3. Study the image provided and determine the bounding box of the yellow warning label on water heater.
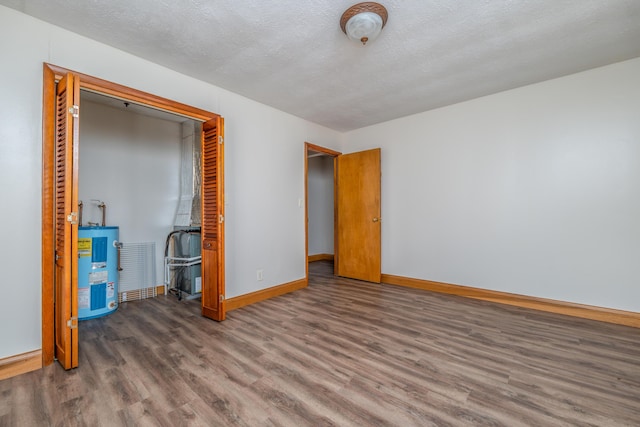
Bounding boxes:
[78,238,92,257]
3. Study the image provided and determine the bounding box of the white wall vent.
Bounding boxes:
[118,242,157,302]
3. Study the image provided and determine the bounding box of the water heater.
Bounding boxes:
[78,226,119,319]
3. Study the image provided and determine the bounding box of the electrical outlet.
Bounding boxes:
[257,269,263,281]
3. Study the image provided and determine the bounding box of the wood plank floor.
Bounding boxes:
[2,261,639,426]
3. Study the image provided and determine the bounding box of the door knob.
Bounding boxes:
[373,217,380,222]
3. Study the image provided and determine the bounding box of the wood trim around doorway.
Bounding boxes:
[304,142,341,284]
[44,64,215,121]
[41,64,56,367]
[41,63,222,367]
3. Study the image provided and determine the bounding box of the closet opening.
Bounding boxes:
[42,63,225,369]
[78,90,203,319]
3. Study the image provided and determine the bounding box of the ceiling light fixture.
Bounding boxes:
[340,2,388,46]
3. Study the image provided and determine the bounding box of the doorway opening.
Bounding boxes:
[305,143,382,285]
[304,142,340,281]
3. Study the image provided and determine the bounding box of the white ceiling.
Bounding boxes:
[3,0,640,132]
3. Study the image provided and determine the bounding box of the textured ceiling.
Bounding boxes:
[3,0,640,131]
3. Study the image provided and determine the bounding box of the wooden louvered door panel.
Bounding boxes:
[54,73,80,369]
[201,117,225,321]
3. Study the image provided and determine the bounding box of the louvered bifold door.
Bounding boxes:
[54,73,80,369]
[201,117,225,321]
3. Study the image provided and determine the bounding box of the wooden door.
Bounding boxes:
[54,73,80,369]
[201,117,226,321]
[336,148,381,283]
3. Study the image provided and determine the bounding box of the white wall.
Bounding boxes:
[343,57,640,312]
[307,156,334,256]
[0,6,341,359]
[79,99,182,284]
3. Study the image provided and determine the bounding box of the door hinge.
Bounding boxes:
[218,136,223,144]
[219,214,224,223]
[69,105,79,118]
[67,212,78,224]
[220,294,225,302]
[67,317,78,329]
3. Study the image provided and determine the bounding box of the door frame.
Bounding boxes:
[304,142,341,281]
[42,63,224,366]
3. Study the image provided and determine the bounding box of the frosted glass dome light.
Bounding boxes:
[340,2,388,46]
[346,12,383,45]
